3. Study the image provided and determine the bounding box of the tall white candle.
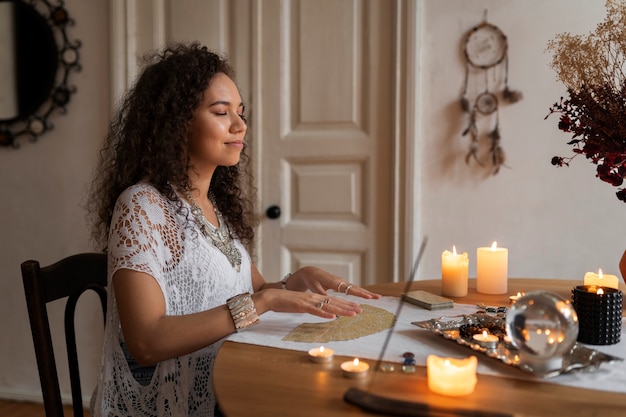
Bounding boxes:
[583,269,619,289]
[441,246,469,297]
[476,241,508,294]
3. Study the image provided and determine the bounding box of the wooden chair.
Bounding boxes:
[21,253,107,417]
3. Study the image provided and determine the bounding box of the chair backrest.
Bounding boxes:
[21,253,107,417]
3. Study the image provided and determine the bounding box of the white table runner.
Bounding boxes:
[227,295,626,393]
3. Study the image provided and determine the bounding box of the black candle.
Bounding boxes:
[571,285,622,345]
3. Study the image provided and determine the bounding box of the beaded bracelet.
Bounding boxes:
[280,273,293,290]
[226,292,260,332]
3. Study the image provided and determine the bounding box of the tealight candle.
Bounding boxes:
[427,355,477,396]
[441,246,469,297]
[341,358,369,378]
[477,241,508,294]
[509,291,525,305]
[472,330,498,349]
[583,269,619,290]
[308,346,334,363]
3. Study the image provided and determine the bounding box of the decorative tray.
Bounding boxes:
[413,313,623,378]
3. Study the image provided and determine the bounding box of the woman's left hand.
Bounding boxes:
[284,266,381,299]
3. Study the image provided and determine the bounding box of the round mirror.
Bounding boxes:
[0,0,81,148]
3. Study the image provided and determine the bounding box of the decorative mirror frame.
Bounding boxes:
[0,0,81,148]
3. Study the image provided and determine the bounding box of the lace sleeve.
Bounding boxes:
[108,184,185,282]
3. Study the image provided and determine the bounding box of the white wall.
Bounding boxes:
[0,0,624,405]
[0,0,110,402]
[414,0,625,281]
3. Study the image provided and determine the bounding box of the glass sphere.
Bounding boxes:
[505,291,579,361]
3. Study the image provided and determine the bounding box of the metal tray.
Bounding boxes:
[413,313,623,378]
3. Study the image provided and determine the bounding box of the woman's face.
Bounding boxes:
[187,72,247,175]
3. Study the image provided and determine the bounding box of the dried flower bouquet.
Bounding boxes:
[546,0,626,202]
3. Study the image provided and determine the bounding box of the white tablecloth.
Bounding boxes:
[227,295,626,393]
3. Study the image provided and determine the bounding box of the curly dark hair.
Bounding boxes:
[88,42,257,251]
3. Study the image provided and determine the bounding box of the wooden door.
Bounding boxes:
[252,0,396,286]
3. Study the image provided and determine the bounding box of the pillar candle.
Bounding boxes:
[427,355,477,396]
[441,246,469,297]
[476,241,508,294]
[583,269,619,290]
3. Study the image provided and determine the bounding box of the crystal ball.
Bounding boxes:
[505,291,579,361]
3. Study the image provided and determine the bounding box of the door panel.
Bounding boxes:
[254,0,394,286]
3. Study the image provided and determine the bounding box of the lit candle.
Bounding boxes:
[341,358,369,378]
[308,346,334,363]
[583,269,619,289]
[476,241,508,294]
[427,355,477,396]
[441,246,469,297]
[472,330,499,349]
[509,291,525,305]
[572,285,623,345]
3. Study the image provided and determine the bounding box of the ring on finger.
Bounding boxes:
[337,282,347,293]
[344,284,354,295]
[317,298,330,309]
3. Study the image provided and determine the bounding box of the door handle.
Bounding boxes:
[265,205,281,219]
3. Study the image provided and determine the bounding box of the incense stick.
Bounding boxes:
[367,236,428,389]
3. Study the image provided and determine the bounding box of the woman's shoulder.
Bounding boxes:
[116,182,183,214]
[120,182,160,197]
[118,182,167,204]
[113,182,189,231]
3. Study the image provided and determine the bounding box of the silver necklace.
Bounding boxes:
[187,192,242,272]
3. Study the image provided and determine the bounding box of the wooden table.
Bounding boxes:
[214,279,626,417]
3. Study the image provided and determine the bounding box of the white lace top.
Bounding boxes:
[91,182,252,417]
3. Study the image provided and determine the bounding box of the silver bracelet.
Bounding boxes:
[226,292,260,332]
[280,273,293,290]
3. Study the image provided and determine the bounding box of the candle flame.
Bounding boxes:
[353,358,360,366]
[598,269,603,278]
[452,245,457,255]
[482,330,488,338]
[444,359,451,366]
[319,346,325,352]
[491,241,498,250]
[517,292,522,297]
[597,288,605,295]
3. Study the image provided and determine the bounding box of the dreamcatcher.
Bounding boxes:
[460,16,522,175]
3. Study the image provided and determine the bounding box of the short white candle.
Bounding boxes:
[583,269,619,290]
[441,246,469,297]
[308,346,334,363]
[427,355,477,396]
[472,330,499,349]
[341,358,369,378]
[476,241,508,294]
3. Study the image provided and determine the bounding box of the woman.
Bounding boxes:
[88,42,379,416]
